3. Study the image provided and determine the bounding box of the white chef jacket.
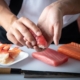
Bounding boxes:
[4,0,80,28]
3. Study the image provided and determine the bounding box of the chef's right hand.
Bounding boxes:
[6,17,42,48]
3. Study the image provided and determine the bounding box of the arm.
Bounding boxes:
[37,0,80,48]
[0,0,17,31]
[0,0,42,50]
[56,0,80,15]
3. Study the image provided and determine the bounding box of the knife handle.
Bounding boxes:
[0,68,11,74]
[0,68,21,74]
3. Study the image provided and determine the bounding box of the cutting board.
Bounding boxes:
[1,44,80,73]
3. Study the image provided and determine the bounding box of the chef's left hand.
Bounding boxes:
[35,1,63,51]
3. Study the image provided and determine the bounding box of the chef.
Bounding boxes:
[0,0,80,51]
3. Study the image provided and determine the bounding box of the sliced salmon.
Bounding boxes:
[3,44,11,51]
[30,30,48,49]
[0,43,21,64]
[0,44,11,51]
[58,42,80,60]
[9,47,21,59]
[32,48,68,66]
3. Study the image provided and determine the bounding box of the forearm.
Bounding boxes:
[0,0,17,31]
[53,0,80,15]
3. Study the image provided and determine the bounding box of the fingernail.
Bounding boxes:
[36,31,42,36]
[31,41,36,46]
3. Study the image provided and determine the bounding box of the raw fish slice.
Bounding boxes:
[9,47,21,59]
[0,44,20,64]
[30,30,47,49]
[3,44,11,51]
[32,48,68,66]
[0,44,11,51]
[58,42,80,60]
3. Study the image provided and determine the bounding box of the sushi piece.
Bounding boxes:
[9,47,21,59]
[32,48,68,66]
[0,43,21,64]
[0,51,13,64]
[0,43,11,51]
[58,42,80,60]
[30,30,48,49]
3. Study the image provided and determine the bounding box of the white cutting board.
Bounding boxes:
[1,44,80,73]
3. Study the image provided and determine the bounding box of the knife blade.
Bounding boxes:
[0,68,80,78]
[24,70,80,78]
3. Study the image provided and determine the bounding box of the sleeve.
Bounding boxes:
[63,14,80,28]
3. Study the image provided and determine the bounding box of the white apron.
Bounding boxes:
[5,0,80,28]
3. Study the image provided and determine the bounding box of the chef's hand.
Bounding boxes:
[6,17,42,48]
[36,1,63,51]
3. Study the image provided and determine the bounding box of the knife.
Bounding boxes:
[0,68,80,78]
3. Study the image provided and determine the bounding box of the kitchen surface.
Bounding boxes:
[0,44,80,80]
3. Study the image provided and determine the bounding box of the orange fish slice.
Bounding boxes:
[3,44,11,51]
[58,42,80,60]
[9,47,21,59]
[0,43,21,64]
[30,30,48,49]
[0,44,11,52]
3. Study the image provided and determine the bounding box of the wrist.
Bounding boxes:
[50,1,65,16]
[0,8,18,31]
[53,0,80,15]
[56,1,71,15]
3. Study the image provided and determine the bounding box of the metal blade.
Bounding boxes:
[23,70,80,78]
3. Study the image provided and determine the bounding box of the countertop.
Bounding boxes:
[0,44,80,80]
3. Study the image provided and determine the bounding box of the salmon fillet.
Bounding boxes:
[58,42,80,60]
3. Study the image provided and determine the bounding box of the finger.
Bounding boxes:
[23,37,27,41]
[25,41,33,48]
[6,33,23,46]
[15,21,36,46]
[23,37,33,48]
[19,17,42,36]
[53,22,62,45]
[12,29,26,46]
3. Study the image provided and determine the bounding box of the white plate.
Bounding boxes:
[0,51,29,66]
